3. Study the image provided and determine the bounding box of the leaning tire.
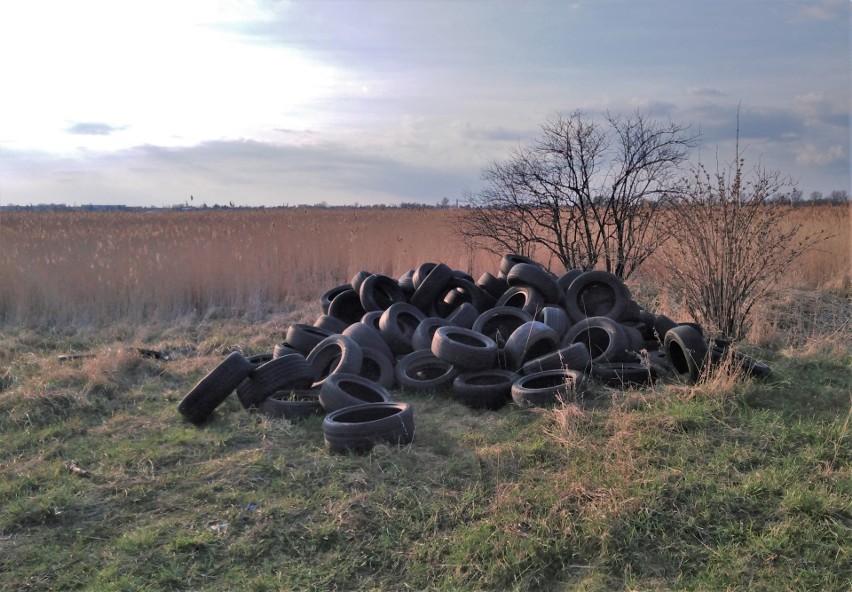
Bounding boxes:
[520,343,591,375]
[177,352,253,424]
[563,316,631,363]
[236,353,313,409]
[495,285,545,316]
[506,263,561,304]
[379,302,426,356]
[286,324,335,356]
[664,325,709,383]
[323,402,415,454]
[590,362,657,387]
[511,369,588,407]
[306,335,364,387]
[564,270,631,322]
[472,306,533,348]
[358,347,395,389]
[319,373,393,412]
[502,321,560,371]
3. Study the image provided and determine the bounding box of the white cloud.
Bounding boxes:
[795,143,845,167]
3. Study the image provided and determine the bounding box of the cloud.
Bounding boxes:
[66,122,122,136]
[795,143,846,167]
[687,87,727,100]
[793,0,847,21]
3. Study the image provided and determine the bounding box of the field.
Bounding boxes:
[0,204,850,590]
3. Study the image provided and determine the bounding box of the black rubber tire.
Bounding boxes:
[361,310,383,330]
[260,389,323,420]
[431,326,498,371]
[398,268,416,295]
[563,316,631,363]
[343,321,394,363]
[564,271,632,322]
[358,347,395,389]
[652,314,678,342]
[359,274,406,312]
[511,369,588,407]
[286,324,335,356]
[412,262,438,289]
[350,270,372,294]
[394,349,458,391]
[320,283,352,315]
[410,262,454,312]
[432,279,494,317]
[677,322,705,337]
[323,402,415,454]
[646,350,674,375]
[537,306,570,339]
[314,314,349,334]
[273,342,301,359]
[708,345,773,379]
[520,343,591,375]
[503,321,561,371]
[499,253,541,277]
[620,323,645,352]
[177,352,253,424]
[319,373,393,412]
[327,288,367,325]
[411,317,452,352]
[590,362,657,387]
[556,269,584,295]
[451,369,517,410]
[476,271,509,300]
[306,335,364,387]
[506,263,561,304]
[664,325,709,383]
[447,302,480,329]
[379,302,426,356]
[472,306,533,348]
[246,353,273,365]
[495,285,545,316]
[236,353,313,409]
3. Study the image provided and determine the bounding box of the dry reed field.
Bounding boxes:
[0,203,848,328]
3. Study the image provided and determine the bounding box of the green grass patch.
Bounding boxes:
[0,319,849,591]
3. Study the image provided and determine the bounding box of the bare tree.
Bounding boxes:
[661,136,826,340]
[455,110,698,277]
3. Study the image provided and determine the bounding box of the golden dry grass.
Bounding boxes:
[0,204,847,327]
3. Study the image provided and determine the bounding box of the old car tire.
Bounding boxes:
[323,402,415,454]
[319,373,393,412]
[177,351,253,424]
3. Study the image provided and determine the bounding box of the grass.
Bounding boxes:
[1,298,849,591]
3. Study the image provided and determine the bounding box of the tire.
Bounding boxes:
[590,362,657,387]
[411,317,452,352]
[246,353,273,365]
[502,321,561,371]
[708,345,772,379]
[412,262,437,289]
[314,314,349,334]
[359,274,406,312]
[343,321,394,363]
[432,279,494,317]
[260,389,323,420]
[273,342,301,359]
[323,402,415,454]
[556,269,584,295]
[361,310,383,330]
[327,288,367,325]
[537,306,570,339]
[499,253,541,277]
[472,306,533,348]
[495,285,545,316]
[431,326,498,371]
[319,373,393,412]
[394,349,458,391]
[620,323,645,352]
[564,271,632,322]
[350,270,372,294]
[520,343,591,375]
[506,263,561,304]
[236,353,313,409]
[452,370,517,410]
[652,314,678,342]
[286,324,335,355]
[476,271,509,300]
[646,350,673,375]
[177,352,253,424]
[447,302,480,329]
[410,262,453,312]
[664,325,709,383]
[379,302,426,356]
[398,269,416,295]
[511,369,588,407]
[358,347,395,389]
[320,283,352,315]
[306,335,364,387]
[563,316,631,363]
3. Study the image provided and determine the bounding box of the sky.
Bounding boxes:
[0,0,849,207]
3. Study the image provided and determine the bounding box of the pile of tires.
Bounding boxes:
[177,253,771,450]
